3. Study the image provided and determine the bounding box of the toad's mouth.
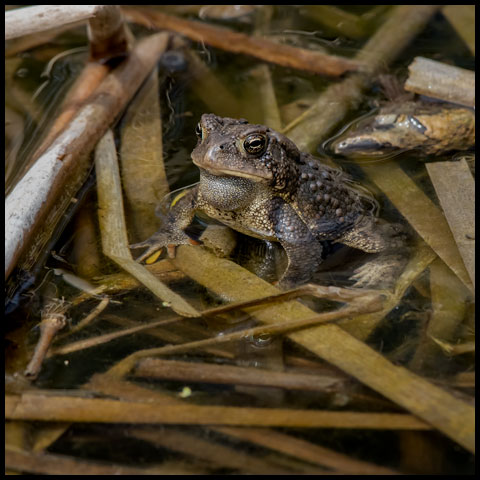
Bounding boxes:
[192,158,272,182]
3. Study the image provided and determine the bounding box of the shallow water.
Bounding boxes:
[5,5,475,475]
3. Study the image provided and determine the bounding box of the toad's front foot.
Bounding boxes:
[130,228,195,262]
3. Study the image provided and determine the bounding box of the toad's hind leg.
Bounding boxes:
[337,217,409,289]
[272,200,324,289]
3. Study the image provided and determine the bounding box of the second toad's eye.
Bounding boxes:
[195,123,203,140]
[244,134,267,155]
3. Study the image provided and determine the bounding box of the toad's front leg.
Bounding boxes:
[131,186,199,262]
[271,199,323,289]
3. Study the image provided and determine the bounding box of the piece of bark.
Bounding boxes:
[405,56,475,107]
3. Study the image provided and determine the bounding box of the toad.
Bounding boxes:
[132,114,408,289]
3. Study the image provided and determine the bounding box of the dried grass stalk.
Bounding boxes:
[94,130,199,318]
[5,393,430,429]
[425,159,475,287]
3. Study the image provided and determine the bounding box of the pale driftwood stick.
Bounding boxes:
[5,33,170,279]
[5,5,128,46]
[425,159,475,287]
[405,56,475,107]
[5,5,97,40]
[5,21,86,57]
[28,63,110,165]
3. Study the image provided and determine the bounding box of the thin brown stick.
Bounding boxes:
[123,7,361,77]
[6,393,431,430]
[57,296,110,339]
[48,316,181,357]
[24,299,69,379]
[134,358,342,392]
[201,283,384,318]
[106,300,383,375]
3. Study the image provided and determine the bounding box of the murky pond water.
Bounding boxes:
[5,5,474,475]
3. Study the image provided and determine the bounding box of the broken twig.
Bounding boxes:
[405,56,475,107]
[123,7,361,77]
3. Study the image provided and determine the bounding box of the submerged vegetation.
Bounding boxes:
[5,5,475,475]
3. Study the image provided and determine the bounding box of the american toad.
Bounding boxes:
[132,114,408,289]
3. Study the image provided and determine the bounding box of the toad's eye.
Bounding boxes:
[195,123,203,140]
[244,134,267,155]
